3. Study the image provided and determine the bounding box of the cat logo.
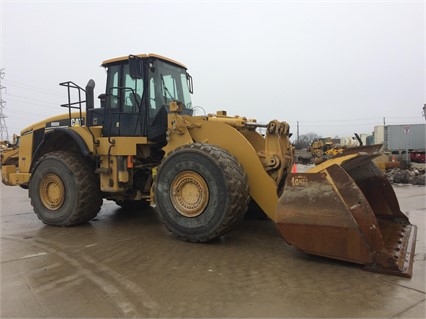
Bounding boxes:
[291,176,308,187]
[71,118,84,127]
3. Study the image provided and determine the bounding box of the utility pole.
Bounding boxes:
[0,68,9,141]
[296,121,299,145]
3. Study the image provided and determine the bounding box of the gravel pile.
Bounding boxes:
[386,167,425,185]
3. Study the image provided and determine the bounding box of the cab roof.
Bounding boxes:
[101,53,187,69]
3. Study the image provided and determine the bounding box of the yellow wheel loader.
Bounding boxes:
[1,135,19,167]
[1,54,416,277]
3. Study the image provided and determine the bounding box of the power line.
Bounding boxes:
[3,79,63,97]
[7,93,61,108]
[296,116,422,124]
[300,117,381,123]
[0,68,9,141]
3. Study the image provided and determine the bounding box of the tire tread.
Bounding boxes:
[155,143,250,242]
[31,151,102,226]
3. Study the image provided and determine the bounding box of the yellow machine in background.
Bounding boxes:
[1,54,416,277]
[1,134,19,167]
[311,134,363,164]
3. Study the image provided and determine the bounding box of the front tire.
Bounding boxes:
[29,151,102,226]
[154,143,250,242]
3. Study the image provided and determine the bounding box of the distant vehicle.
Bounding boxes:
[310,134,362,164]
[410,151,425,163]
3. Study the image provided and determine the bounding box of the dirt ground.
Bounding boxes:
[1,181,425,318]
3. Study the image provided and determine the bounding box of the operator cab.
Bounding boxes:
[86,54,193,144]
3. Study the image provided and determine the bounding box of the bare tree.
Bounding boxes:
[295,132,320,149]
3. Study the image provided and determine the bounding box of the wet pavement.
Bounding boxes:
[1,182,425,318]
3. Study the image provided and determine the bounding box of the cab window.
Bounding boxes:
[123,64,143,112]
[106,64,143,112]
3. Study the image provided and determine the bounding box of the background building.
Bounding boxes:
[374,124,426,152]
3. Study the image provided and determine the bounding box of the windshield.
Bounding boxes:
[149,60,192,117]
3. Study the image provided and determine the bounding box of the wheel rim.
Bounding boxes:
[171,171,209,217]
[39,173,65,210]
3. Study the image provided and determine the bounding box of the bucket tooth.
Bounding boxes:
[365,220,417,277]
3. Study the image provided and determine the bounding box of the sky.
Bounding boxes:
[0,0,425,142]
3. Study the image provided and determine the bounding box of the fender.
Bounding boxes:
[31,127,91,171]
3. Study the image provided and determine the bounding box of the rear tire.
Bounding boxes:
[29,151,102,226]
[154,143,250,242]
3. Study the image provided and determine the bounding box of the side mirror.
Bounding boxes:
[186,72,193,94]
[98,93,106,108]
[129,55,143,79]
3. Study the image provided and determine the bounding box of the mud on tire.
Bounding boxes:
[154,143,250,242]
[29,151,102,226]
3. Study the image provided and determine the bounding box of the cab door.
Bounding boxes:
[103,63,146,137]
